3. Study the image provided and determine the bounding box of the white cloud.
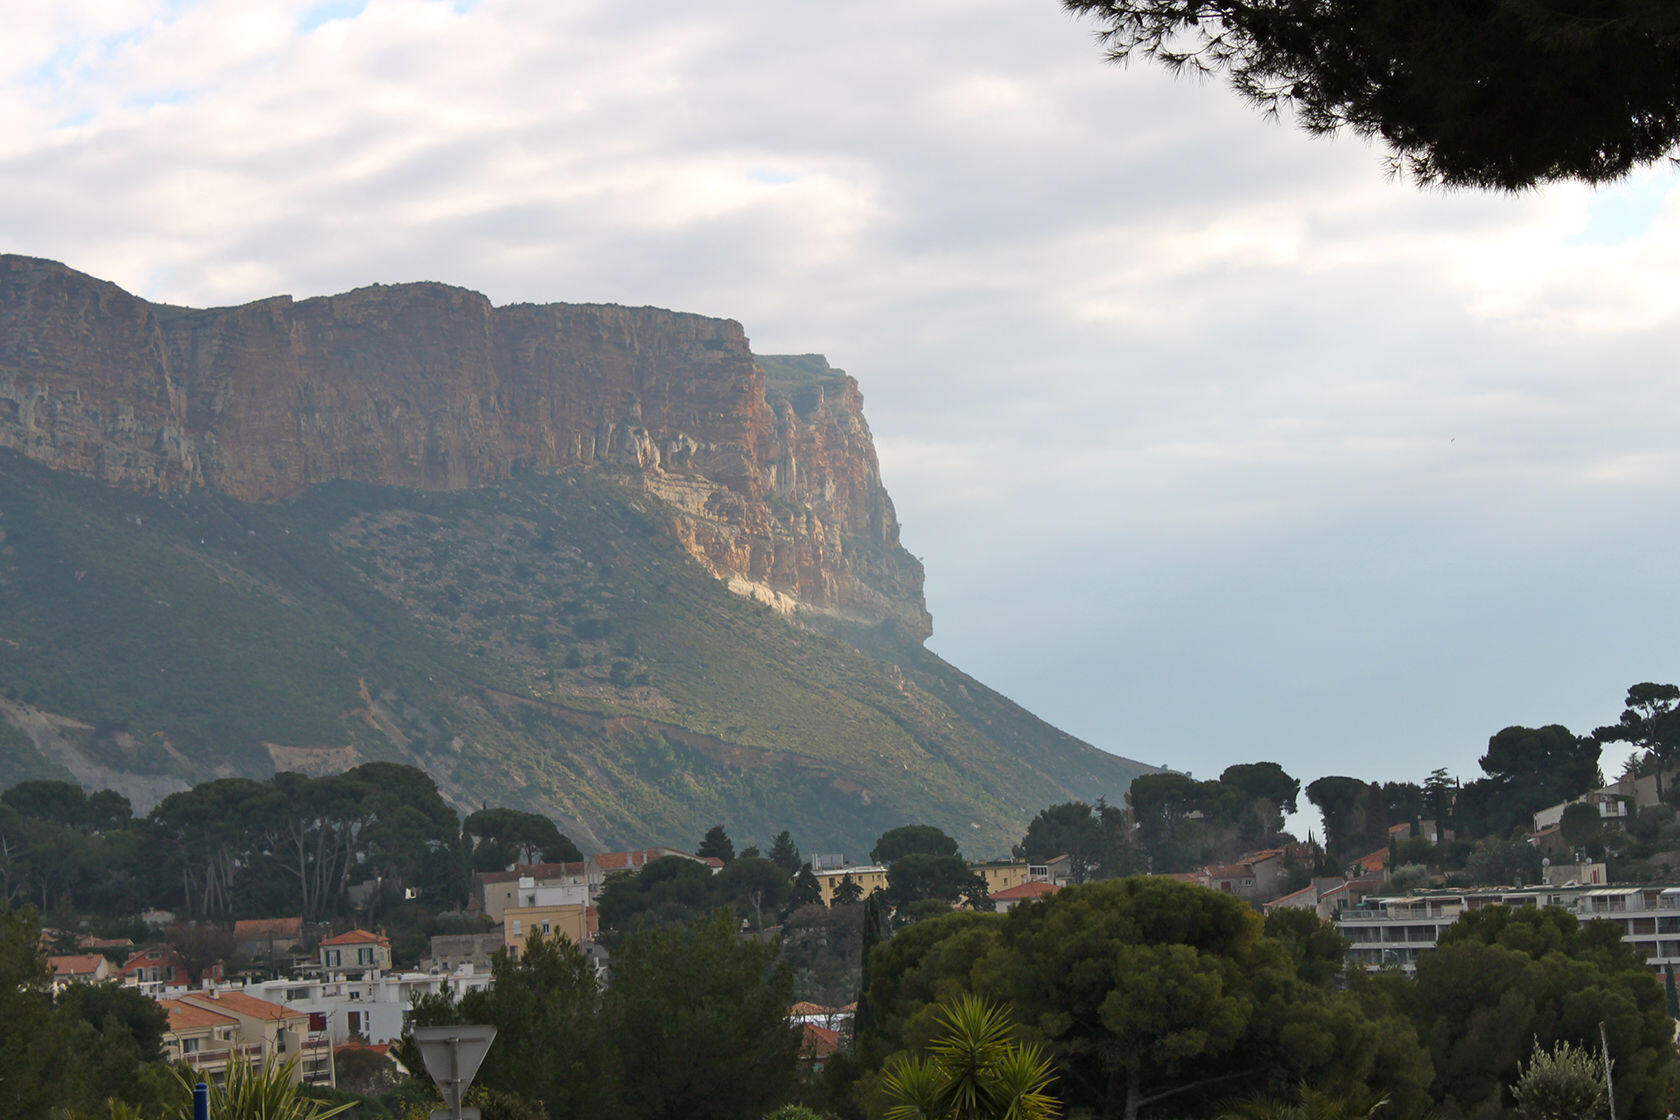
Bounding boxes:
[7,0,1680,788]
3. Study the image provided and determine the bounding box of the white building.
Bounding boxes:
[1337,883,1680,974]
[203,965,493,1047]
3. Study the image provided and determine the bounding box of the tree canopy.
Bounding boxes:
[1062,0,1680,190]
[873,825,961,865]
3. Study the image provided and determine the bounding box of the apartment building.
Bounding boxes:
[171,990,334,1088]
[1337,882,1680,975]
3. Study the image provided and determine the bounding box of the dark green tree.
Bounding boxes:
[791,864,823,909]
[1457,726,1600,839]
[404,929,614,1120]
[1219,762,1300,816]
[1596,683,1680,802]
[1062,0,1680,190]
[1016,800,1135,882]
[873,825,960,865]
[604,913,801,1120]
[887,853,986,909]
[464,807,582,869]
[1558,802,1604,850]
[767,830,802,875]
[1405,905,1679,1119]
[716,856,791,930]
[975,878,1431,1120]
[597,855,719,936]
[697,825,735,864]
[1305,777,1383,863]
[831,873,864,906]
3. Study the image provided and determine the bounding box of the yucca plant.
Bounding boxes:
[881,995,1059,1120]
[165,1057,356,1120]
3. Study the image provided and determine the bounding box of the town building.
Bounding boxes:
[1337,883,1680,975]
[48,953,112,989]
[173,989,334,1087]
[814,865,888,906]
[319,929,392,979]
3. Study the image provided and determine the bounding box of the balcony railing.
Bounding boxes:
[181,1043,263,1068]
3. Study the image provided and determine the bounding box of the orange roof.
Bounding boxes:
[320,929,389,947]
[1205,863,1255,880]
[800,1023,842,1059]
[1162,872,1203,883]
[789,1001,834,1016]
[233,917,302,938]
[1352,849,1390,873]
[161,999,239,1032]
[49,954,106,977]
[180,990,305,1022]
[336,1041,392,1055]
[992,881,1060,901]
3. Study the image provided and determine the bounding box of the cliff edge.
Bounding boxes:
[0,255,929,639]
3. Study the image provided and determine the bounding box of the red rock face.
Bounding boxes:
[0,255,930,639]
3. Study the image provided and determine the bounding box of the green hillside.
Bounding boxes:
[0,451,1150,854]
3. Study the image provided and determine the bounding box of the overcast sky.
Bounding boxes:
[5,0,1678,800]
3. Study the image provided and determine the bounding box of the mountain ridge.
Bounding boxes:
[0,256,1153,852]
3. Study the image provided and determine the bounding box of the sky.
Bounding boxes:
[4,0,1679,802]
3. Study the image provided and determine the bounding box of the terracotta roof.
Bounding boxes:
[76,935,133,950]
[1352,849,1390,873]
[233,917,303,938]
[320,929,389,947]
[335,1041,392,1055]
[49,954,106,977]
[1162,872,1203,883]
[800,1023,842,1059]
[789,1001,834,1016]
[1243,848,1286,863]
[180,990,305,1022]
[702,856,725,869]
[162,999,239,1032]
[991,881,1060,901]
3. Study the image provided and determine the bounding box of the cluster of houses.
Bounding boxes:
[45,785,1680,1093]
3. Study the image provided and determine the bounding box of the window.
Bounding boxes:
[511,920,522,936]
[358,947,374,965]
[348,1011,361,1034]
[326,949,341,967]
[181,1038,200,1054]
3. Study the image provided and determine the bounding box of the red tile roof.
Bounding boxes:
[789,1001,834,1016]
[161,999,239,1032]
[800,1024,842,1060]
[180,990,305,1022]
[991,881,1060,901]
[320,929,389,947]
[1351,849,1390,874]
[49,954,107,978]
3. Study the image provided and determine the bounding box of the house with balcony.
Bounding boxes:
[171,990,334,1087]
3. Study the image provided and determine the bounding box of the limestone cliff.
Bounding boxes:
[0,255,929,638]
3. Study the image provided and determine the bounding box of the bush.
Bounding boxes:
[1511,1040,1607,1120]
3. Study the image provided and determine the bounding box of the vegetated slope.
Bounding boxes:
[0,451,1151,853]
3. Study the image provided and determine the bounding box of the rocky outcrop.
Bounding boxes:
[0,255,929,638]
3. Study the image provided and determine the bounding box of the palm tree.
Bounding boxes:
[881,995,1059,1120]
